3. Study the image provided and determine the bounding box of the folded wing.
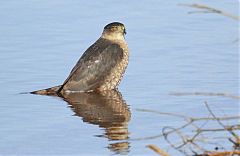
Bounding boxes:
[58,39,123,92]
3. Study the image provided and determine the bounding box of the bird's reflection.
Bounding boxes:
[60,90,131,154]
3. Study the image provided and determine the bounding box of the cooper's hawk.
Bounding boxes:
[31,22,129,95]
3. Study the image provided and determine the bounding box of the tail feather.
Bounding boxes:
[30,85,61,96]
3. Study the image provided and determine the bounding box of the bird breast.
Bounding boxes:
[98,40,129,91]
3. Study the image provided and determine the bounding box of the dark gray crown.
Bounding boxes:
[104,22,125,29]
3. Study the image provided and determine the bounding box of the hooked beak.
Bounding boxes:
[124,29,127,35]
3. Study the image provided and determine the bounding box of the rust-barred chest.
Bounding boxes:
[98,40,129,91]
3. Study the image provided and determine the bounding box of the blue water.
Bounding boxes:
[0,0,238,155]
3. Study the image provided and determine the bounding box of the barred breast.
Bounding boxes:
[98,40,129,91]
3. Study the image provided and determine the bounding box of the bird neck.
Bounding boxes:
[101,31,125,41]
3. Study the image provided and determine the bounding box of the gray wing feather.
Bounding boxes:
[58,38,123,92]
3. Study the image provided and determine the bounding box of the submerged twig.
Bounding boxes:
[137,102,240,155]
[137,108,240,121]
[204,102,239,142]
[179,3,240,20]
[147,145,170,156]
[204,150,240,156]
[134,108,240,142]
[170,92,240,100]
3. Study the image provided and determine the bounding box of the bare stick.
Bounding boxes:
[170,92,240,100]
[147,145,171,156]
[206,150,240,156]
[204,102,239,141]
[142,102,240,155]
[136,108,190,120]
[179,3,240,20]
[200,125,240,132]
[134,108,240,141]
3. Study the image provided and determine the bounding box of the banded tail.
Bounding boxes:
[30,85,61,96]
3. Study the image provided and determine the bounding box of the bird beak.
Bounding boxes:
[124,29,127,35]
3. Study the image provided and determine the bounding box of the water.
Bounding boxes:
[0,0,238,155]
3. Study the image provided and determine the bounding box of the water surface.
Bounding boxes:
[0,0,238,155]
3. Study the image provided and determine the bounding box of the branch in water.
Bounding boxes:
[179,3,240,21]
[147,145,170,156]
[170,92,240,100]
[136,102,239,155]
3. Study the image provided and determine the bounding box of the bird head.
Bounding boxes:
[102,22,126,40]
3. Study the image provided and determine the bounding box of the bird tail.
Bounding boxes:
[30,85,61,96]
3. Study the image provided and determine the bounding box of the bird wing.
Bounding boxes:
[58,38,124,92]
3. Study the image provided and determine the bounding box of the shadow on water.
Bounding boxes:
[60,90,131,154]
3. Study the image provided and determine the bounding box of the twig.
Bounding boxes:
[140,102,239,155]
[199,125,240,132]
[136,108,240,121]
[205,150,240,156]
[204,102,239,141]
[136,108,190,120]
[162,127,190,155]
[134,108,240,141]
[179,3,240,20]
[147,145,171,156]
[170,92,240,100]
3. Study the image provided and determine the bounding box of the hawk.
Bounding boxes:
[31,22,129,95]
